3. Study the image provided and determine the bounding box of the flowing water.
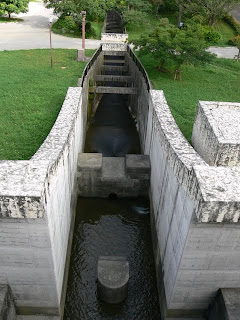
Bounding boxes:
[64,197,161,320]
[85,93,141,156]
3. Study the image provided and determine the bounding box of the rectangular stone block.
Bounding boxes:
[78,153,102,172]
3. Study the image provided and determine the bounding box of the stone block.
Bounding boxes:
[78,153,102,172]
[97,256,129,304]
[102,157,125,180]
[207,288,240,320]
[125,154,151,174]
[192,101,240,166]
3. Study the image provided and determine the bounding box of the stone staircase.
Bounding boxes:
[95,52,137,95]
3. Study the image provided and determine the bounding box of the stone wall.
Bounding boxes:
[0,48,102,316]
[146,90,240,317]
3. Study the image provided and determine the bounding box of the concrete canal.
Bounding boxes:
[64,198,161,319]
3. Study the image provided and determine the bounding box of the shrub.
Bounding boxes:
[224,13,240,35]
[53,15,77,33]
[228,34,240,46]
[201,25,222,43]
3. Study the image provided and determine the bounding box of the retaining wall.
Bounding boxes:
[0,48,102,316]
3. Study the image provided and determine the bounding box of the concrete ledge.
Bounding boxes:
[0,285,16,320]
[207,288,240,320]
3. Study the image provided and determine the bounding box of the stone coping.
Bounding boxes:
[0,87,82,218]
[198,101,240,144]
[150,90,240,223]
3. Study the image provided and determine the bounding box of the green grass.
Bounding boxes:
[0,49,94,160]
[138,54,240,142]
[0,16,23,23]
[213,19,237,46]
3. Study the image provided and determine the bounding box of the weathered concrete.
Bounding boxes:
[95,75,133,82]
[0,285,16,320]
[207,288,240,320]
[192,101,240,166]
[95,86,137,94]
[97,256,129,304]
[77,153,150,197]
[0,45,102,316]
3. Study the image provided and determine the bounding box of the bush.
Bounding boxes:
[53,15,77,33]
[224,13,240,35]
[201,25,221,43]
[228,34,240,47]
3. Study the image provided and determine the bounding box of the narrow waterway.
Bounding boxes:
[64,198,161,320]
[85,93,141,156]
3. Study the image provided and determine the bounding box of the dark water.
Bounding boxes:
[85,94,141,156]
[64,198,161,320]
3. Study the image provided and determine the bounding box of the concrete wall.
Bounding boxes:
[145,90,240,317]
[0,285,16,320]
[192,101,240,166]
[0,48,102,316]
[77,153,150,197]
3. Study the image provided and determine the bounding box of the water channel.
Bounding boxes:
[64,53,160,318]
[64,198,161,320]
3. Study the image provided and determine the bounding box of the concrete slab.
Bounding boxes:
[126,154,151,173]
[102,157,125,180]
[95,86,137,94]
[78,153,102,172]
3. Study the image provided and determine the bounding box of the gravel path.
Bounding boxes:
[0,1,101,51]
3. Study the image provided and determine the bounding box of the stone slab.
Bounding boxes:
[102,157,125,180]
[78,153,102,172]
[126,154,151,174]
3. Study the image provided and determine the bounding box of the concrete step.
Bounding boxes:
[103,51,126,56]
[95,86,137,94]
[95,75,133,82]
[101,65,127,72]
[104,59,125,64]
[17,317,60,320]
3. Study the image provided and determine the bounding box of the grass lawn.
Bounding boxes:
[138,54,240,142]
[0,49,94,160]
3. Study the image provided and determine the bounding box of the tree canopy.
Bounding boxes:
[0,0,29,18]
[134,18,214,79]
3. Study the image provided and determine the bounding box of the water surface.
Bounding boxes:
[64,198,161,320]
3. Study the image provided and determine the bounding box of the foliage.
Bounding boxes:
[138,53,240,142]
[122,9,148,24]
[229,35,240,61]
[224,13,240,34]
[44,0,117,20]
[201,25,222,43]
[54,15,77,32]
[182,0,240,26]
[133,19,214,79]
[0,49,95,160]
[0,0,29,18]
[52,15,96,37]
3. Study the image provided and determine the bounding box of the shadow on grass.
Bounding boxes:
[0,16,23,23]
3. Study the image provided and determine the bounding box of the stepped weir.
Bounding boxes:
[0,9,240,320]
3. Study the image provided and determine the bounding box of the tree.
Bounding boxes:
[44,0,118,20]
[133,18,178,71]
[133,19,214,79]
[170,25,214,79]
[0,0,29,18]
[183,0,240,26]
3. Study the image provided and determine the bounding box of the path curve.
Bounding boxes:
[0,1,101,51]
